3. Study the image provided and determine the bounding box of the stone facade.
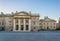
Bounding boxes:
[56,23,59,30]
[0,11,58,31]
[58,17,60,30]
[39,16,56,30]
[56,17,60,30]
[0,11,40,32]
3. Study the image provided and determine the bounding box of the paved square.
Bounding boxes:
[0,31,60,41]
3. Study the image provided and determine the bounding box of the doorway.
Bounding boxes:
[1,27,5,31]
[47,26,49,30]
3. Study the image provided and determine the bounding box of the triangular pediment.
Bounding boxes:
[17,13,27,15]
[44,18,52,21]
[45,19,50,21]
[44,18,56,22]
[14,11,30,16]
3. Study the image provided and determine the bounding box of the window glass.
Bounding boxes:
[26,25,29,30]
[16,25,19,30]
[16,19,18,23]
[21,25,24,30]
[34,27,36,29]
[21,19,23,23]
[26,19,28,23]
[1,21,4,25]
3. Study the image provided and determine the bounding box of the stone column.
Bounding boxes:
[18,19,20,31]
[24,19,25,31]
[29,19,31,31]
[13,19,16,31]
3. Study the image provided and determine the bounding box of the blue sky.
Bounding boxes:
[0,0,60,21]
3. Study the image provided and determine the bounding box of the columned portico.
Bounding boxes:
[0,11,40,32]
[13,18,31,32]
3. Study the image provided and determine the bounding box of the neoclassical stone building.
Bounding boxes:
[0,11,40,32]
[56,17,60,30]
[39,16,56,30]
[59,17,60,28]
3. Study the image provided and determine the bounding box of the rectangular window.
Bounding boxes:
[54,23,55,25]
[26,25,29,30]
[26,20,28,23]
[54,26,55,28]
[21,25,24,30]
[44,23,45,25]
[33,21,35,25]
[34,27,36,29]
[59,21,60,23]
[16,19,18,23]
[2,22,4,25]
[16,25,19,30]
[21,19,23,23]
